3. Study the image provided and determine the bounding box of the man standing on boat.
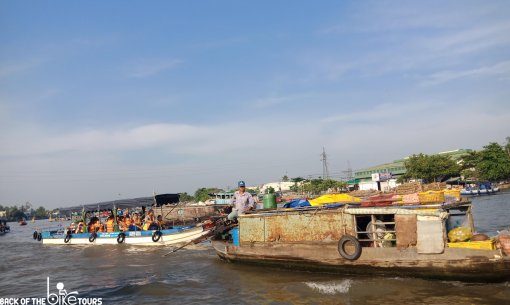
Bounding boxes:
[228,180,255,221]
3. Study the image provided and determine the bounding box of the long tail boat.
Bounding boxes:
[34,194,212,246]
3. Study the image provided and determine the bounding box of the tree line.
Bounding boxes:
[0,204,52,221]
[401,139,510,183]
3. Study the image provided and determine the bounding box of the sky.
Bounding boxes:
[1,1,509,208]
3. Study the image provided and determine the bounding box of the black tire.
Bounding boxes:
[117,233,125,244]
[33,231,38,240]
[37,233,42,241]
[337,235,362,260]
[89,232,97,243]
[152,231,162,242]
[64,234,71,243]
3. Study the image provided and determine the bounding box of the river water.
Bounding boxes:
[1,192,509,305]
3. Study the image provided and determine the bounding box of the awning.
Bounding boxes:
[57,193,180,214]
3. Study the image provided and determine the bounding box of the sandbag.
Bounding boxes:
[448,227,472,242]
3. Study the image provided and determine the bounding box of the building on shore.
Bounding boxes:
[353,149,472,191]
[259,181,296,194]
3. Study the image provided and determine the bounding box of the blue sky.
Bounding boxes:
[1,1,509,208]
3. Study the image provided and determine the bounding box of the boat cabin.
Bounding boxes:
[210,192,235,205]
[236,202,475,254]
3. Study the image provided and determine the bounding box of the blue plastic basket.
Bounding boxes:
[230,227,240,246]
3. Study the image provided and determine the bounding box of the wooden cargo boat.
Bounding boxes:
[212,202,510,282]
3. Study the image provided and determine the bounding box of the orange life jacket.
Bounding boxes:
[106,219,115,232]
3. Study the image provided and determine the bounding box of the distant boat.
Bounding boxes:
[461,182,500,196]
[48,215,54,222]
[19,219,27,226]
[0,219,10,234]
[31,216,35,223]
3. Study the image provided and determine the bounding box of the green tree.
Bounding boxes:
[459,150,481,180]
[34,206,48,219]
[475,142,510,181]
[179,192,195,202]
[505,137,510,157]
[301,178,346,195]
[403,153,460,183]
[291,177,305,183]
[282,175,289,182]
[194,187,224,202]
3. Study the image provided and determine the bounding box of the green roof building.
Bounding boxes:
[353,149,472,191]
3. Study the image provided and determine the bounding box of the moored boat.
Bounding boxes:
[212,202,510,282]
[461,182,500,196]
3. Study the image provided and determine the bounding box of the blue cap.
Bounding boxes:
[238,180,246,187]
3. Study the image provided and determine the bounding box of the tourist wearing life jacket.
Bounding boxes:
[143,209,157,230]
[131,213,142,231]
[123,215,133,231]
[105,215,115,233]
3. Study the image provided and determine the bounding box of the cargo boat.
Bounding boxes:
[212,202,510,282]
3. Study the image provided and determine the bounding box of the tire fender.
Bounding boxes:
[152,230,162,242]
[337,235,362,260]
[117,232,126,244]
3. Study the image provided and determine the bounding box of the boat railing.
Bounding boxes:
[37,224,67,234]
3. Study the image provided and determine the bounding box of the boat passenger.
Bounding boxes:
[156,215,169,229]
[123,215,133,231]
[142,209,157,230]
[131,213,142,230]
[228,180,255,221]
[87,217,101,233]
[75,220,86,233]
[105,215,115,233]
[68,222,77,233]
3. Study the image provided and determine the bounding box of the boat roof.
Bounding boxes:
[209,192,235,196]
[58,193,180,214]
[240,202,471,218]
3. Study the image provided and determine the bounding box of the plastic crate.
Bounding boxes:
[447,239,495,250]
[418,191,445,204]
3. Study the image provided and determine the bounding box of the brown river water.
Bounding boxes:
[1,192,509,305]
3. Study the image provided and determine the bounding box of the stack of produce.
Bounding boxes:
[498,232,510,256]
[361,194,395,207]
[418,190,445,204]
[443,189,461,203]
[422,182,446,191]
[349,189,380,198]
[391,194,403,205]
[395,182,422,195]
[401,193,420,205]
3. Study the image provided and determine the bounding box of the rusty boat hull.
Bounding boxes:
[213,240,510,282]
